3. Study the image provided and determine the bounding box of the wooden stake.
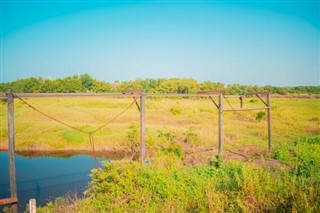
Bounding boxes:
[7,91,18,213]
[267,93,272,151]
[140,94,146,163]
[218,92,223,155]
[29,199,36,213]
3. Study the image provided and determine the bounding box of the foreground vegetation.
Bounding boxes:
[1,74,319,95]
[36,135,320,212]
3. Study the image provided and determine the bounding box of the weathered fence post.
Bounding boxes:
[29,199,36,213]
[267,93,272,151]
[218,92,223,155]
[7,91,18,213]
[140,93,146,163]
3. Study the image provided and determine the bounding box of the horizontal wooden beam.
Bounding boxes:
[0,197,18,205]
[0,93,241,99]
[145,93,220,98]
[224,107,269,112]
[0,93,139,99]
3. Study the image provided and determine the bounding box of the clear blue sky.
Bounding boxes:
[1,0,319,86]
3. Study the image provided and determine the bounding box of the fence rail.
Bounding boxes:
[0,93,241,99]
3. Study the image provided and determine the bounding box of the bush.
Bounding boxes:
[127,123,139,152]
[157,129,177,143]
[255,111,266,122]
[170,107,182,115]
[184,126,200,145]
[161,143,185,160]
[249,99,258,103]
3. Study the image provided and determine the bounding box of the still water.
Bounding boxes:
[0,151,115,212]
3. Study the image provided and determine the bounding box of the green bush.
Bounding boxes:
[249,99,258,103]
[161,143,185,160]
[170,107,182,115]
[127,123,139,152]
[184,126,200,145]
[157,129,177,143]
[255,111,266,122]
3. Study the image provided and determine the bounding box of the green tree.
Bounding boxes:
[80,73,95,91]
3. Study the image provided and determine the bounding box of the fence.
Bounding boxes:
[0,91,272,212]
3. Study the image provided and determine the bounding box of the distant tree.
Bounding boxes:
[92,81,112,92]
[118,80,143,92]
[0,75,319,95]
[177,78,199,94]
[200,81,224,92]
[79,73,95,91]
[158,78,179,93]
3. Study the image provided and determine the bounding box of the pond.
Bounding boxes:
[0,151,126,212]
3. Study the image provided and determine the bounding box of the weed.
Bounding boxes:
[255,111,266,122]
[157,129,177,143]
[161,143,185,160]
[184,126,200,145]
[170,107,182,115]
[126,123,139,152]
[249,99,258,103]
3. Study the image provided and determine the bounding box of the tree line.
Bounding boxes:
[0,74,319,95]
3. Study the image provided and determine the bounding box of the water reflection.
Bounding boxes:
[0,151,128,212]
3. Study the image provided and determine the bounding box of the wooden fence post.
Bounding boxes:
[7,91,18,213]
[140,93,146,163]
[29,199,36,213]
[218,92,223,155]
[267,93,272,151]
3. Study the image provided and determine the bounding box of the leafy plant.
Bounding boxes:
[157,129,177,143]
[249,99,258,103]
[184,126,200,145]
[255,111,266,122]
[127,123,139,152]
[161,143,185,160]
[170,107,182,115]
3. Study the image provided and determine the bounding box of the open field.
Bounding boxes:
[0,96,319,158]
[1,96,319,212]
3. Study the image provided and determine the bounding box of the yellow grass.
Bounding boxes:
[0,96,319,152]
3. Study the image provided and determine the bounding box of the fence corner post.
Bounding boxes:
[6,90,18,213]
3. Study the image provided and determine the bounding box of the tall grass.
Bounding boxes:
[37,136,320,212]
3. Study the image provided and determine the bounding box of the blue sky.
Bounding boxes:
[1,1,319,86]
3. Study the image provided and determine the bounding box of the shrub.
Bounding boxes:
[184,126,200,145]
[157,129,177,143]
[170,107,182,115]
[161,143,185,160]
[249,99,258,103]
[127,123,139,152]
[255,111,266,122]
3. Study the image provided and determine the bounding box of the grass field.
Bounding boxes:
[0,96,319,155]
[1,96,319,212]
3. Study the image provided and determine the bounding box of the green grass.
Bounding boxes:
[36,136,320,213]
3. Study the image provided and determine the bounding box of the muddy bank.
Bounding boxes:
[0,149,138,160]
